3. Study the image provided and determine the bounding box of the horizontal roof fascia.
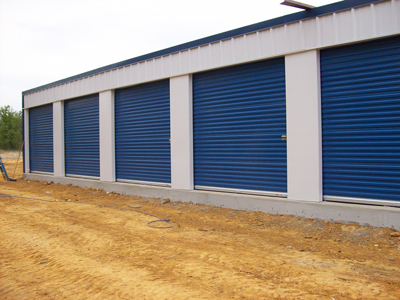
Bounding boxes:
[23,0,383,95]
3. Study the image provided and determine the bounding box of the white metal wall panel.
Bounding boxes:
[23,1,399,108]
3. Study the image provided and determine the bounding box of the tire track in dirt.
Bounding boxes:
[0,207,390,300]
[0,198,209,299]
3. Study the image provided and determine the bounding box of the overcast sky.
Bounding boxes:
[0,0,339,110]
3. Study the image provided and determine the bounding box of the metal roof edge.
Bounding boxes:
[22,0,383,95]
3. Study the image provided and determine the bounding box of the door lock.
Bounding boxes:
[281,135,287,141]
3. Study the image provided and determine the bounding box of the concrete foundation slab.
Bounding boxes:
[24,173,400,230]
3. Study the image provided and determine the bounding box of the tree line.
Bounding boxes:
[0,105,22,150]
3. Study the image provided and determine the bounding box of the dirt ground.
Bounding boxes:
[0,152,399,299]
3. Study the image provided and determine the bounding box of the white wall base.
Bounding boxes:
[23,173,400,230]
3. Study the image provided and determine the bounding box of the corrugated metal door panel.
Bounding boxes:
[29,104,53,173]
[115,79,171,184]
[193,58,287,194]
[321,35,400,202]
[64,94,100,178]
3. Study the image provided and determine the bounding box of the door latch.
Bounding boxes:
[281,135,287,141]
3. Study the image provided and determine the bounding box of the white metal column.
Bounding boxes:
[285,50,322,202]
[53,101,65,177]
[99,90,116,182]
[170,75,194,190]
[24,109,29,173]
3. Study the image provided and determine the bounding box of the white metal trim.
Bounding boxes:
[195,185,287,198]
[116,179,171,187]
[324,195,400,207]
[31,171,54,176]
[99,90,116,182]
[53,101,65,177]
[65,174,100,180]
[24,109,29,173]
[170,75,194,190]
[285,50,323,202]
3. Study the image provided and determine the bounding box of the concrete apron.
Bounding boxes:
[23,173,400,230]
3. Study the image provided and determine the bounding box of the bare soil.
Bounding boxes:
[0,155,399,299]
[0,150,23,180]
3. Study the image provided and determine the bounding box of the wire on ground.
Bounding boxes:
[0,193,173,229]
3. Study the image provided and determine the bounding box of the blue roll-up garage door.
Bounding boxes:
[115,80,171,184]
[193,58,287,195]
[29,104,53,173]
[321,36,400,203]
[64,94,100,178]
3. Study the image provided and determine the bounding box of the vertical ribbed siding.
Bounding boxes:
[193,58,287,193]
[115,80,171,184]
[321,35,400,202]
[64,94,100,177]
[29,104,53,173]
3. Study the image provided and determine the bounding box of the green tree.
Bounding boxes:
[0,105,22,150]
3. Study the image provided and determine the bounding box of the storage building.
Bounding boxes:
[23,0,400,229]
